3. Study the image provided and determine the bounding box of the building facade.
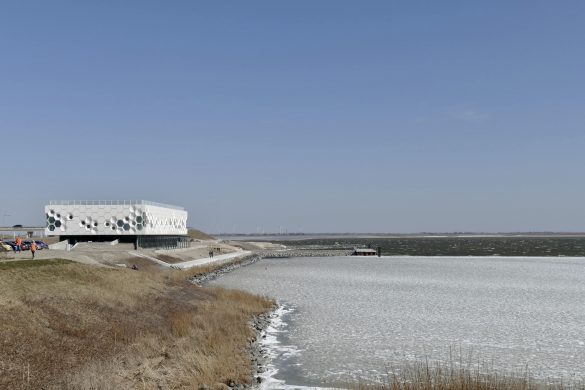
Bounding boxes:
[45,200,189,248]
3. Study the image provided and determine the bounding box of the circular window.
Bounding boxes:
[124,216,130,222]
[68,214,73,220]
[117,220,124,227]
[56,213,61,219]
[93,222,98,227]
[81,220,86,225]
[123,224,130,231]
[111,226,116,231]
[105,222,110,227]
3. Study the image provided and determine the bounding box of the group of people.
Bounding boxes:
[13,237,38,259]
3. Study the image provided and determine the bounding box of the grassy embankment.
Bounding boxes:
[188,228,216,241]
[3,257,577,390]
[0,259,273,389]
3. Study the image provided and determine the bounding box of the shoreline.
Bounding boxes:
[5,246,585,388]
[206,251,585,389]
[189,248,585,388]
[189,249,353,285]
[190,248,352,389]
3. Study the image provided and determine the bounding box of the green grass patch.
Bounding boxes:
[0,259,72,270]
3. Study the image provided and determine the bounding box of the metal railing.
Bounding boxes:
[48,200,185,211]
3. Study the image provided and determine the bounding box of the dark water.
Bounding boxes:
[269,237,585,257]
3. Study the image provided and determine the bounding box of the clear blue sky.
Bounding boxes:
[2,1,584,233]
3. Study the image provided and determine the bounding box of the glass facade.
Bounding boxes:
[62,235,190,249]
[136,235,190,249]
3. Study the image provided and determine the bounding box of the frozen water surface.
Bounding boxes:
[210,256,585,387]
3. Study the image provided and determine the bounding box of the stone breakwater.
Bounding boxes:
[260,248,353,258]
[189,254,263,285]
[247,309,276,388]
[189,249,353,285]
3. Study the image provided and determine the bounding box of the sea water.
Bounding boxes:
[210,256,585,387]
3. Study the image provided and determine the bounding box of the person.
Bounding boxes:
[131,264,138,270]
[30,241,37,259]
[15,237,22,253]
[209,249,213,258]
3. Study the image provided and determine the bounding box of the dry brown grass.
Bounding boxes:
[0,259,273,389]
[345,358,583,390]
[188,229,215,241]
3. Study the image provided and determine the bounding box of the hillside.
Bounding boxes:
[0,259,272,389]
[188,228,215,241]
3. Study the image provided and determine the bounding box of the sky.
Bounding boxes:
[1,1,585,233]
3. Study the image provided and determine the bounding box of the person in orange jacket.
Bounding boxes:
[30,241,37,259]
[15,237,22,253]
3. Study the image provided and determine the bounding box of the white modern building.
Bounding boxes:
[45,200,189,248]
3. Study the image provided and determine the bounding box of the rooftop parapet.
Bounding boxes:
[48,200,184,211]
